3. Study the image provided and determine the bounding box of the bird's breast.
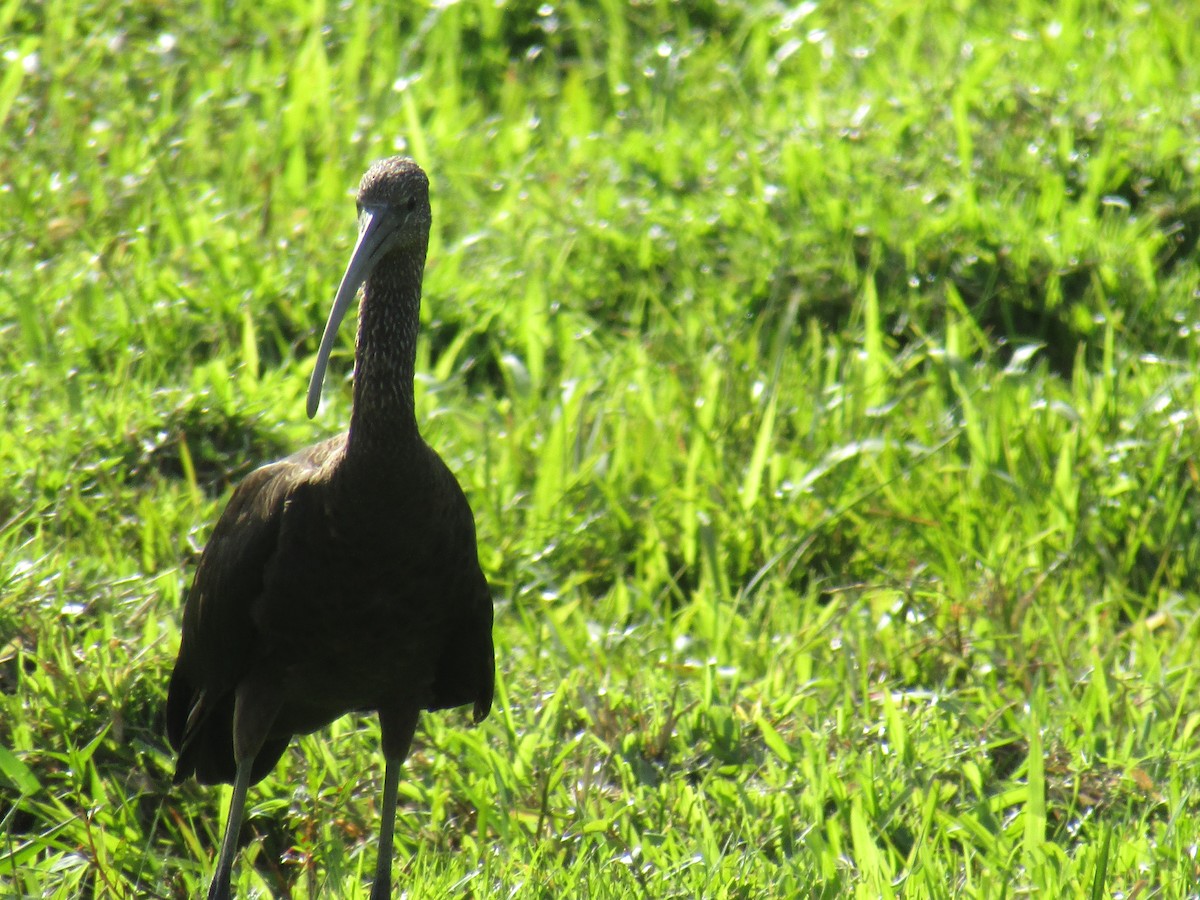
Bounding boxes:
[253,539,479,713]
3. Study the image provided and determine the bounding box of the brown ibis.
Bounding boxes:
[166,156,495,900]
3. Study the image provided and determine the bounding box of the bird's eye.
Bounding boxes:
[406,197,417,212]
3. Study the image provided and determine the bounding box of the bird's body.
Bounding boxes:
[166,434,492,783]
[166,157,493,900]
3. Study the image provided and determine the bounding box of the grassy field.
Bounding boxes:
[3,0,1200,896]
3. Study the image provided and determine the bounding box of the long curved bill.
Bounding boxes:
[306,208,402,418]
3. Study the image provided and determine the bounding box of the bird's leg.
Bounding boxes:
[208,683,277,900]
[370,756,402,900]
[208,757,253,900]
[370,708,419,900]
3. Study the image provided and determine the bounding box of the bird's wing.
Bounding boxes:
[165,437,343,781]
[427,467,495,723]
[466,572,495,723]
[428,564,494,722]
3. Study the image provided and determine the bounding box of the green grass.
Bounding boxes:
[3,0,1200,896]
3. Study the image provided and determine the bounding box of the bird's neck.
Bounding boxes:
[345,249,425,461]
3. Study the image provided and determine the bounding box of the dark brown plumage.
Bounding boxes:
[166,157,494,900]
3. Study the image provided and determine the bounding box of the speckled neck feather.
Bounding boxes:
[346,238,428,459]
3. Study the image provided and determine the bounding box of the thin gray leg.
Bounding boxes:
[207,758,253,900]
[370,707,419,900]
[369,756,402,900]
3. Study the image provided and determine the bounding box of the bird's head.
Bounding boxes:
[307,157,432,418]
[356,156,431,231]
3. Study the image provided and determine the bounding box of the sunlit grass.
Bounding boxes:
[3,0,1200,897]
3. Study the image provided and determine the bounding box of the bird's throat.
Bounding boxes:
[345,262,424,459]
